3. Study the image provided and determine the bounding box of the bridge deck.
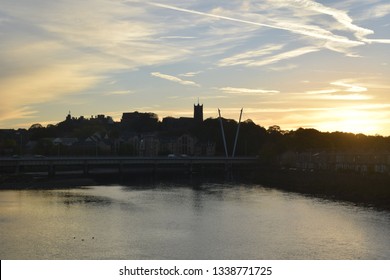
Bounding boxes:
[0,156,259,176]
[0,156,258,166]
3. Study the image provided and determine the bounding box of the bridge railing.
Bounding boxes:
[0,156,258,164]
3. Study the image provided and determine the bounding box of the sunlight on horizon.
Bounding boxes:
[1,0,389,136]
[315,110,381,135]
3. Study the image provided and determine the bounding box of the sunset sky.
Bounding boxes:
[1,0,389,135]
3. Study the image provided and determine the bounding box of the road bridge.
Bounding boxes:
[0,156,259,177]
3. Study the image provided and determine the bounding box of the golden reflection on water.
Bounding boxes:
[0,184,389,259]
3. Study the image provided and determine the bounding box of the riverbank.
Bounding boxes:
[255,168,390,211]
[0,174,97,189]
[0,172,207,189]
[1,169,389,211]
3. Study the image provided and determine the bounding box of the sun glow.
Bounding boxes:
[318,109,380,135]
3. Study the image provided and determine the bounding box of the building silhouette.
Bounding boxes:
[162,101,204,131]
[194,101,203,123]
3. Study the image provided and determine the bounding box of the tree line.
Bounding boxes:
[1,113,390,157]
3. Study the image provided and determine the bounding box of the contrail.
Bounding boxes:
[147,1,364,46]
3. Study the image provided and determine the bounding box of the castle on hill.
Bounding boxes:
[121,101,203,132]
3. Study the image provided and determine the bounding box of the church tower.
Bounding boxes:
[66,111,72,121]
[194,100,203,123]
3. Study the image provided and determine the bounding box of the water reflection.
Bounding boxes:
[61,193,112,207]
[0,183,389,259]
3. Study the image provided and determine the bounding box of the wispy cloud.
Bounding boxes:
[304,80,370,100]
[320,94,372,101]
[151,72,200,87]
[2,0,390,134]
[277,0,373,40]
[218,87,280,95]
[218,44,284,67]
[0,60,100,123]
[219,45,320,68]
[269,64,298,72]
[330,81,368,93]
[159,36,197,39]
[305,80,368,95]
[104,90,134,96]
[362,3,390,19]
[363,38,390,44]
[0,0,191,124]
[179,71,203,77]
[306,89,339,95]
[266,0,390,45]
[249,46,320,67]
[148,1,364,47]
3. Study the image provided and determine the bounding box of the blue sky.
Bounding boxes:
[1,0,390,135]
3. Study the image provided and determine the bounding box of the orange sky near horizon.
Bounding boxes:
[1,0,389,135]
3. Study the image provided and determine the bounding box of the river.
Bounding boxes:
[1,182,389,259]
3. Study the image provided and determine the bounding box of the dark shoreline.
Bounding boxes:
[1,169,390,211]
[0,174,98,189]
[255,168,390,211]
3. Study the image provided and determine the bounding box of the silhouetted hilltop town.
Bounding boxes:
[2,102,390,175]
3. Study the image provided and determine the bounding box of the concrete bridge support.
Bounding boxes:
[48,164,56,177]
[83,161,89,176]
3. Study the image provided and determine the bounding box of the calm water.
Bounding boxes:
[1,183,389,259]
